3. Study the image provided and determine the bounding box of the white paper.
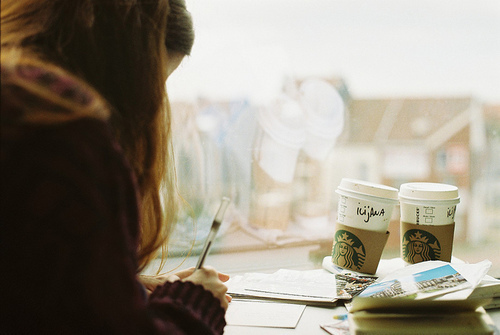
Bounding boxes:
[225,299,306,328]
[226,269,338,303]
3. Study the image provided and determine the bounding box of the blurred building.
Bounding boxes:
[331,96,490,244]
[483,105,500,236]
[170,82,498,246]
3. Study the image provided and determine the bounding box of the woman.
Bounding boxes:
[1,0,229,333]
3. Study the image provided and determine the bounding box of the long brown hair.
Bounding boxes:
[1,0,194,270]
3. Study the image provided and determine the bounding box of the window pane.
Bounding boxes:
[162,0,500,277]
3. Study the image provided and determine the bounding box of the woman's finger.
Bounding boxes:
[218,272,230,282]
[172,268,196,279]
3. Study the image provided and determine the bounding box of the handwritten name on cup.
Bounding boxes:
[356,204,387,223]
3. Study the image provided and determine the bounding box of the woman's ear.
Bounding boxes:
[166,51,185,78]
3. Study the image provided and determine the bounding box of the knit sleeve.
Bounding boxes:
[1,65,226,334]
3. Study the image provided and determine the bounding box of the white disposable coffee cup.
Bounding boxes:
[399,182,460,226]
[255,96,306,183]
[399,182,460,264]
[335,178,399,233]
[332,178,398,274]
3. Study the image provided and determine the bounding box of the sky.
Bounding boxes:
[167,0,500,105]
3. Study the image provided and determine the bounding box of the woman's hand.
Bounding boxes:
[182,266,231,310]
[139,273,181,294]
[139,267,232,309]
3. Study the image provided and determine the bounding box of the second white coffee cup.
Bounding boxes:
[399,182,460,226]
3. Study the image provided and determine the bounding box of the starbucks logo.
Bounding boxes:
[332,230,366,271]
[402,229,441,263]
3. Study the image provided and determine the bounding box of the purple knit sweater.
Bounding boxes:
[0,62,226,334]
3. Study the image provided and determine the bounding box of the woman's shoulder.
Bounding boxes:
[1,58,141,248]
[0,57,136,199]
[1,57,110,126]
[0,57,123,166]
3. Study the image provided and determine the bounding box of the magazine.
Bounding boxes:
[349,260,493,313]
[359,264,470,299]
[335,273,378,299]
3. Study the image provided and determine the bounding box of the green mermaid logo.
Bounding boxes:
[402,229,441,263]
[332,230,366,271]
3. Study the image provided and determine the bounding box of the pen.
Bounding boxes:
[195,197,231,270]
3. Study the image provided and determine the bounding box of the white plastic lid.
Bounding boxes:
[336,178,399,203]
[399,182,460,203]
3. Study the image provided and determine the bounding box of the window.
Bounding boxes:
[157,0,500,278]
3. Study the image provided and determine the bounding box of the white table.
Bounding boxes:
[144,226,500,334]
[224,304,500,334]
[224,304,347,334]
